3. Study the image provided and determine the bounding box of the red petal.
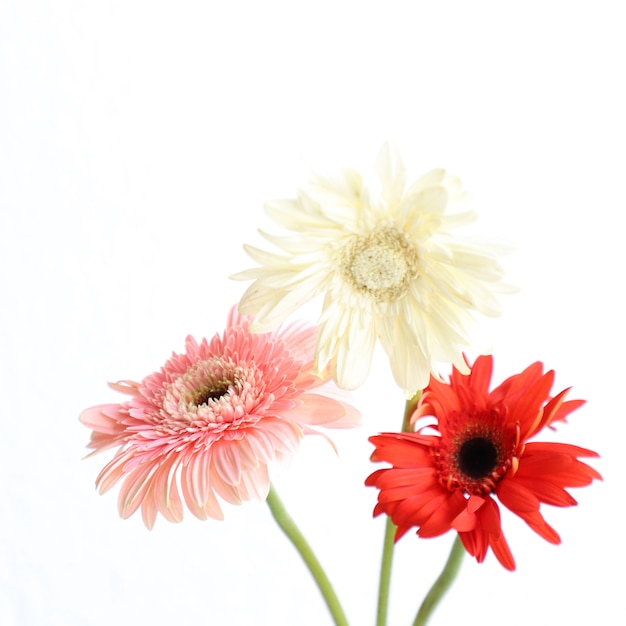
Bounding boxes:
[490,531,516,571]
[452,496,489,532]
[377,473,438,504]
[491,361,544,403]
[471,355,493,387]
[368,433,436,468]
[364,468,388,487]
[368,467,436,490]
[517,510,561,544]
[418,491,466,537]
[391,488,450,528]
[524,441,600,459]
[549,398,586,424]
[452,507,477,532]
[514,477,578,507]
[475,496,502,535]
[497,478,540,513]
[516,451,575,475]
[438,355,493,413]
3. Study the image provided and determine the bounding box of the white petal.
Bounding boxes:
[259,229,326,254]
[241,243,291,268]
[264,198,328,231]
[376,141,406,208]
[412,186,449,216]
[378,311,431,395]
[333,313,377,390]
[405,168,446,196]
[245,281,322,332]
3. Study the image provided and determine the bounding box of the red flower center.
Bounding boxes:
[456,437,499,479]
[434,409,517,496]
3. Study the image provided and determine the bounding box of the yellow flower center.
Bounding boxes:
[342,228,418,302]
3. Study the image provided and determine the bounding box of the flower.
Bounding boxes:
[79,307,360,529]
[231,143,513,396]
[365,355,600,570]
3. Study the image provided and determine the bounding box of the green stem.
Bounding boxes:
[412,536,465,626]
[400,392,420,433]
[266,484,349,626]
[375,515,397,626]
[375,392,421,626]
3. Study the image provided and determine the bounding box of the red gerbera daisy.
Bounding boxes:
[366,355,600,570]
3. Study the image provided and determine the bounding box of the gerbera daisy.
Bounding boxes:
[366,355,600,570]
[79,307,360,529]
[231,143,513,396]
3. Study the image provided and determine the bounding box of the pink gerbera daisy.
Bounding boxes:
[80,307,360,529]
[366,355,600,570]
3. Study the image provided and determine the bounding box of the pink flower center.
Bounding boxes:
[159,356,271,433]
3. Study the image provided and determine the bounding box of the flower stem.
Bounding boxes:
[266,483,349,626]
[375,515,397,626]
[375,392,421,626]
[412,536,465,626]
[400,392,420,433]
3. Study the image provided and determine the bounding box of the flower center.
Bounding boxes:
[435,410,516,496]
[341,228,418,302]
[162,356,249,423]
[157,355,273,438]
[192,379,233,406]
[456,437,498,479]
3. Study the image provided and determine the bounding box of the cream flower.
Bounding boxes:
[232,143,513,396]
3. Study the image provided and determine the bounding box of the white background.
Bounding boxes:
[1,2,622,625]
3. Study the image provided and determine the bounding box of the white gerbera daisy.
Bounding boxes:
[231,143,513,397]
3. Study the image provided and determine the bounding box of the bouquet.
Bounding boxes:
[79,143,600,625]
